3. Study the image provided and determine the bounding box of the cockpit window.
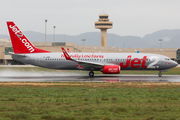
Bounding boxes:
[165,58,170,61]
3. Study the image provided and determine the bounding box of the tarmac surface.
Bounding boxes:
[0,75,180,82]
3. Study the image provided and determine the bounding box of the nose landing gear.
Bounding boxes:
[158,71,162,77]
[89,71,94,77]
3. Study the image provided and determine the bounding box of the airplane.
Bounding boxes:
[6,21,178,77]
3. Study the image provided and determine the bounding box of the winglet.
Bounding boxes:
[67,48,71,53]
[61,47,72,60]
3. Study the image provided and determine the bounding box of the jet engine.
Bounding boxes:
[102,65,120,74]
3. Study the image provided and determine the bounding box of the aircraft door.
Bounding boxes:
[35,57,40,63]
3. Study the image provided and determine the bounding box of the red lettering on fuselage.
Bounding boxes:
[120,55,132,68]
[131,58,141,68]
[61,54,104,59]
[120,55,147,68]
[141,56,148,68]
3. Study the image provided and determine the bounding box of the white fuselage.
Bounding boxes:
[12,52,178,71]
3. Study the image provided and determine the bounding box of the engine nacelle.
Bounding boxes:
[102,65,120,74]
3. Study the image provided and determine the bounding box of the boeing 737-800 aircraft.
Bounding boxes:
[6,21,178,77]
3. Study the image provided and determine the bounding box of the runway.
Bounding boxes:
[0,75,180,82]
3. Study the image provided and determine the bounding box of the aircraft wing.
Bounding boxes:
[61,47,113,70]
[75,60,104,70]
[76,60,104,66]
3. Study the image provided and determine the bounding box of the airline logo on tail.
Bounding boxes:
[9,24,34,53]
[7,21,50,54]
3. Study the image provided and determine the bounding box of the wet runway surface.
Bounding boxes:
[0,75,180,82]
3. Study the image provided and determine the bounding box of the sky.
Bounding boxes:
[0,0,180,37]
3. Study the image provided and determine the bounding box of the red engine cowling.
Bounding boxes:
[102,65,120,74]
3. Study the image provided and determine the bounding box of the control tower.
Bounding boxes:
[95,13,113,47]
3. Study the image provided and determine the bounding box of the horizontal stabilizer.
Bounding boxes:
[6,52,26,57]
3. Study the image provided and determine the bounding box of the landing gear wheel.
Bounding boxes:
[89,71,94,77]
[158,73,162,77]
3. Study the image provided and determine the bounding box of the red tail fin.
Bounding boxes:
[7,21,50,54]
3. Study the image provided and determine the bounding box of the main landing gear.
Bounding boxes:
[89,71,94,77]
[158,71,162,77]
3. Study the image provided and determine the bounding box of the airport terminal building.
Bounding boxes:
[0,38,179,65]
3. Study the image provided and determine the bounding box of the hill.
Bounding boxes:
[0,29,180,48]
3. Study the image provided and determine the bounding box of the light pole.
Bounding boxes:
[81,39,86,45]
[45,19,48,42]
[53,26,56,42]
[159,39,163,48]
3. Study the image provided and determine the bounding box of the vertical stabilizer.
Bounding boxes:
[7,21,50,54]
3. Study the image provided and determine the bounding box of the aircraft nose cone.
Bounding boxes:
[172,61,178,68]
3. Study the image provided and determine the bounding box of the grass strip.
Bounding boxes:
[0,82,179,120]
